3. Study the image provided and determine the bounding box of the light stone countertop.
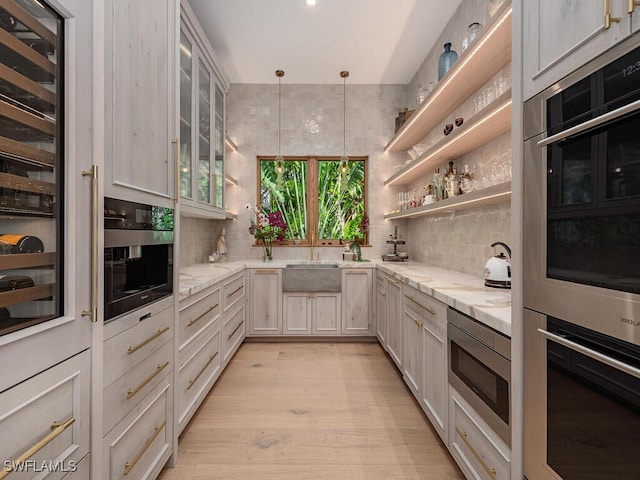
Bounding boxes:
[179,259,511,337]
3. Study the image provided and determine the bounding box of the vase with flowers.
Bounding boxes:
[347,214,369,261]
[246,204,288,261]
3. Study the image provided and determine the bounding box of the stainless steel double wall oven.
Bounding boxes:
[523,35,640,480]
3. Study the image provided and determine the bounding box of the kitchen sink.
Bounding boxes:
[283,263,341,292]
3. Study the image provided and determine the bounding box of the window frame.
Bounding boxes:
[256,155,368,247]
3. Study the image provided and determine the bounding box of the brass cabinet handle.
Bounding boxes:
[127,326,170,355]
[456,427,497,480]
[81,165,98,322]
[404,295,436,316]
[605,0,621,28]
[124,421,166,476]
[227,285,244,298]
[255,269,277,274]
[228,321,244,339]
[187,352,218,390]
[127,361,170,400]
[388,278,400,285]
[188,304,218,327]
[629,0,640,13]
[0,417,75,479]
[415,320,424,328]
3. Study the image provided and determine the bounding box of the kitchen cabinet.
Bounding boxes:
[402,299,424,398]
[221,272,246,365]
[375,272,388,347]
[283,292,341,335]
[385,276,403,368]
[523,0,638,100]
[249,268,282,335]
[179,1,229,219]
[449,386,511,480]
[341,268,373,335]
[104,0,178,206]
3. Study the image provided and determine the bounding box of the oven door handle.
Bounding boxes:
[536,98,640,147]
[537,328,640,380]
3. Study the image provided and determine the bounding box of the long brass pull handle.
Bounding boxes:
[404,295,436,316]
[228,321,244,339]
[172,139,179,202]
[628,0,640,13]
[127,326,170,355]
[456,427,497,480]
[127,361,170,400]
[124,421,166,476]
[187,352,218,390]
[388,279,400,285]
[256,269,277,274]
[227,285,244,298]
[81,165,98,322]
[605,0,621,28]
[0,417,75,479]
[188,304,218,327]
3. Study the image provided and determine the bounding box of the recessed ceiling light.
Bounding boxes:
[306,0,316,6]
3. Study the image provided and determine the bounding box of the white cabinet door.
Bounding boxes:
[402,305,423,399]
[249,269,282,335]
[422,320,448,443]
[375,273,387,346]
[341,269,373,335]
[632,3,640,32]
[104,0,177,204]
[312,293,340,334]
[523,0,629,99]
[283,293,311,335]
[386,278,403,368]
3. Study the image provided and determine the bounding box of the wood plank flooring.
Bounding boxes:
[158,342,465,480]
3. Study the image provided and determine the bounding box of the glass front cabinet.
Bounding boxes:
[179,8,228,218]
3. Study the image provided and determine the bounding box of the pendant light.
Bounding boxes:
[339,70,349,193]
[275,69,285,190]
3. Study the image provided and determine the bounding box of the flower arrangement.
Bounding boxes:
[245,204,288,261]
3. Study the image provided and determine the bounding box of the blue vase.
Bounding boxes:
[438,43,458,80]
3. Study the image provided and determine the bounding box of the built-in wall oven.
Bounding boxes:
[448,307,511,446]
[524,34,640,479]
[104,197,174,321]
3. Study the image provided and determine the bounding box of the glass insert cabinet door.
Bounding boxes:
[179,26,224,210]
[0,0,63,335]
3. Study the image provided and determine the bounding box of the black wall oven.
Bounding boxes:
[524,35,640,480]
[104,197,174,322]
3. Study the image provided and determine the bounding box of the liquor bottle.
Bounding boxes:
[0,274,35,291]
[0,234,44,254]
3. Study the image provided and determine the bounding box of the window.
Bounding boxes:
[258,156,367,245]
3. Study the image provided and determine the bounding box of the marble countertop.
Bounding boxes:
[179,259,511,337]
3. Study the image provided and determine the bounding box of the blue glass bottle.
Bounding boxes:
[438,43,458,80]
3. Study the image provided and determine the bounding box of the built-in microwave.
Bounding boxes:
[104,197,174,321]
[523,35,640,346]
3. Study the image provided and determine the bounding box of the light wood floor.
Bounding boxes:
[158,342,465,479]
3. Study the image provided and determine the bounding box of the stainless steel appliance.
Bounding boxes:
[104,198,174,321]
[524,35,640,480]
[448,307,511,445]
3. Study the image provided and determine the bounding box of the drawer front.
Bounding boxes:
[61,453,89,479]
[375,272,387,293]
[178,327,222,431]
[402,285,447,332]
[223,305,245,364]
[450,391,510,480]
[222,273,245,314]
[103,340,173,435]
[0,351,90,480]
[104,295,174,340]
[178,285,220,351]
[103,306,174,387]
[104,381,172,480]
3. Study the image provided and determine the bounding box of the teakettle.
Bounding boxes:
[484,241,511,289]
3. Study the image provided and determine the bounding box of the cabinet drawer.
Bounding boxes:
[103,340,173,435]
[178,326,222,431]
[375,272,387,292]
[222,273,245,314]
[223,306,245,364]
[104,381,172,480]
[61,453,89,479]
[402,286,447,332]
[0,351,90,480]
[449,391,510,480]
[178,284,221,351]
[103,306,174,387]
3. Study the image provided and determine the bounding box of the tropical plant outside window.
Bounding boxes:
[258,156,367,245]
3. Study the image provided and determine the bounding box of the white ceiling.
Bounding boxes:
[187,0,462,85]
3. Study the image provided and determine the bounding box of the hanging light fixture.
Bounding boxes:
[339,70,349,192]
[275,69,285,190]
